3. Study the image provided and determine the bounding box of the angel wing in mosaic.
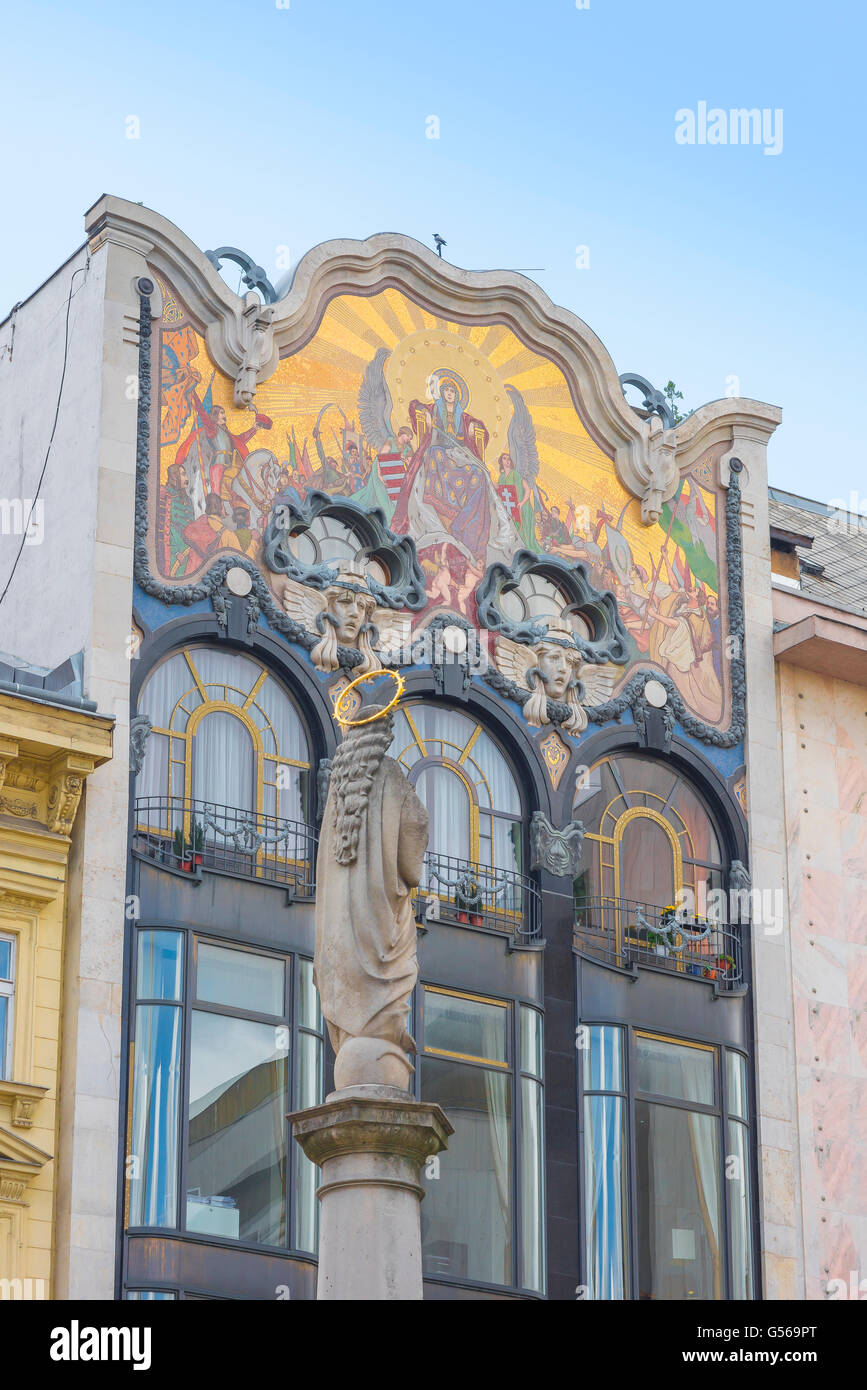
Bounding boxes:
[357,347,395,453]
[505,384,540,482]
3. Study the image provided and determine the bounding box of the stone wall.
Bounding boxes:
[778,663,867,1299]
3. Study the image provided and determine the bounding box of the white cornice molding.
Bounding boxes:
[85,197,782,524]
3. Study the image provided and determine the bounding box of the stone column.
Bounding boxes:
[290,1085,452,1301]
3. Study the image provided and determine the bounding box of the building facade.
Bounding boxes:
[0,196,863,1301]
[0,657,112,1298]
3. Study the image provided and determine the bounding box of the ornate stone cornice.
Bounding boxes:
[0,1123,52,1197]
[86,197,781,524]
[0,1079,49,1128]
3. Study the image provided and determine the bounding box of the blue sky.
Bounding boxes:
[3,0,863,507]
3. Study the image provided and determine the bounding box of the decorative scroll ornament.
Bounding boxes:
[619,373,676,431]
[129,715,152,776]
[476,549,631,664]
[263,490,427,611]
[204,247,278,305]
[529,812,585,877]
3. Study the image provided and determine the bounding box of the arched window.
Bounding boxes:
[388,704,535,936]
[287,515,389,585]
[574,752,725,908]
[573,753,734,979]
[135,647,313,888]
[389,704,521,869]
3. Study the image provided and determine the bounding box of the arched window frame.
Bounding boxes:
[139,646,311,824]
[390,702,523,869]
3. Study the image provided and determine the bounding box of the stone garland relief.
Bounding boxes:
[134,279,747,751]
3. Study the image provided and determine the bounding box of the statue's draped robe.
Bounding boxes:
[314,755,429,1056]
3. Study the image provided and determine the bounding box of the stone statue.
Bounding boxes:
[314,705,429,1092]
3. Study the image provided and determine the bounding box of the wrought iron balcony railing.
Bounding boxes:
[132,796,318,898]
[573,895,744,992]
[415,850,542,944]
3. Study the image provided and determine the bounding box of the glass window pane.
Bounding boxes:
[636,1100,723,1300]
[619,814,676,909]
[470,731,521,816]
[421,1055,512,1286]
[636,1035,714,1106]
[583,1024,624,1093]
[137,931,184,1002]
[668,778,722,867]
[0,996,8,1082]
[297,958,322,1033]
[136,729,168,803]
[126,1289,177,1300]
[412,705,476,750]
[294,1031,323,1254]
[137,652,192,729]
[254,676,308,765]
[415,766,471,864]
[519,1005,543,1079]
[520,1076,545,1293]
[424,990,508,1066]
[128,1004,183,1228]
[0,940,11,979]
[186,1011,288,1245]
[614,754,677,807]
[728,1119,754,1299]
[192,711,255,811]
[196,943,284,1017]
[584,1093,629,1299]
[727,1051,748,1120]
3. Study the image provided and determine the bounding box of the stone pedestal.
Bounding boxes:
[289,1085,452,1301]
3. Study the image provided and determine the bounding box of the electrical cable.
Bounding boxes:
[0,254,89,612]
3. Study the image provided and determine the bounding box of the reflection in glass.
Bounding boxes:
[186,1011,287,1245]
[196,943,284,1017]
[521,1074,545,1292]
[129,1004,183,1228]
[294,1030,322,1253]
[636,1100,722,1299]
[137,931,184,1002]
[728,1119,753,1299]
[0,996,9,1082]
[519,1005,543,1079]
[584,1093,629,1299]
[726,1051,747,1120]
[421,1055,512,1286]
[583,1024,625,1093]
[297,958,323,1032]
[636,1035,714,1107]
[424,990,508,1065]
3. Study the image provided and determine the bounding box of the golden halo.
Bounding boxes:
[334,668,405,726]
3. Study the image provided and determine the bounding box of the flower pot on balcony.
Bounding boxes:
[457,911,469,924]
[194,853,203,867]
[469,912,483,927]
[181,859,193,873]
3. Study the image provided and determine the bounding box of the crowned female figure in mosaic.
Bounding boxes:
[314,704,430,1091]
[391,369,517,572]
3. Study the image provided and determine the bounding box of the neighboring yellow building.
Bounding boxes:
[0,666,112,1298]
